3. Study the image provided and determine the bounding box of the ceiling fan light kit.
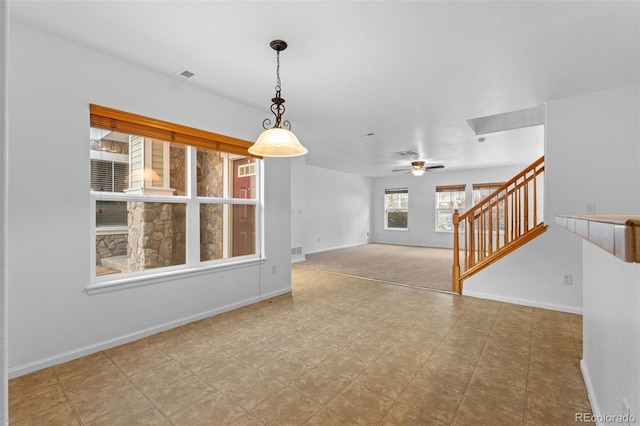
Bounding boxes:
[249,40,308,158]
[392,160,445,176]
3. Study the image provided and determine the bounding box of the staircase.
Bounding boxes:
[452,156,546,294]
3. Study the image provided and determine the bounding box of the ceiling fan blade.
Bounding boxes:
[425,165,445,170]
[391,168,411,172]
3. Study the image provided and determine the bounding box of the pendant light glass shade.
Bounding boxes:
[252,39,307,158]
[411,169,425,176]
[249,127,308,157]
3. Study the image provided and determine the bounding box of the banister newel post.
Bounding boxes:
[452,210,461,294]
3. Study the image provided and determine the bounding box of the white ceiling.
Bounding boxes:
[10,1,640,177]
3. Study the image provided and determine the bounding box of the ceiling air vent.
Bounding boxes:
[394,150,418,157]
[179,70,195,78]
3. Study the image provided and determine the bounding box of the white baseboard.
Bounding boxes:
[291,254,306,263]
[462,289,582,314]
[9,287,292,379]
[305,242,367,255]
[581,359,602,425]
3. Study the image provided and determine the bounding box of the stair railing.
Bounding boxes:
[452,155,546,294]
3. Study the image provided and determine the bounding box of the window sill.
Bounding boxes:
[384,228,409,232]
[87,257,266,295]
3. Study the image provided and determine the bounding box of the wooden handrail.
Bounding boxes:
[452,155,546,294]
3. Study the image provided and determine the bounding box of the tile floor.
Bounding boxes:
[9,267,591,425]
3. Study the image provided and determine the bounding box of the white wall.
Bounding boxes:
[304,165,372,254]
[7,23,292,376]
[372,166,522,248]
[465,85,640,313]
[290,156,306,262]
[582,242,640,424]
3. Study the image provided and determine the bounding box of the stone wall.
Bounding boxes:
[127,202,185,270]
[198,149,224,261]
[95,233,127,265]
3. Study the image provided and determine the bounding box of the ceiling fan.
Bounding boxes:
[392,161,445,176]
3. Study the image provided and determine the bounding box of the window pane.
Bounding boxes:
[232,158,257,200]
[96,200,127,227]
[437,209,455,231]
[387,210,408,229]
[196,148,225,197]
[200,203,256,261]
[90,127,186,197]
[96,201,186,276]
[437,191,465,209]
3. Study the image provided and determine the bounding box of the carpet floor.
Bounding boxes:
[297,243,455,293]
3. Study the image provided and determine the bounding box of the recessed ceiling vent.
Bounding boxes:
[179,70,195,78]
[394,150,418,157]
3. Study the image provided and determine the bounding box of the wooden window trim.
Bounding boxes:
[90,104,259,158]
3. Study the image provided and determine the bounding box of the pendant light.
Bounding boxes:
[249,40,307,157]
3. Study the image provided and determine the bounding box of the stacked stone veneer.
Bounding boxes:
[198,149,224,261]
[127,202,186,270]
[96,233,127,266]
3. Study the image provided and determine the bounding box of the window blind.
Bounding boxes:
[472,182,504,190]
[90,104,257,158]
[435,184,466,193]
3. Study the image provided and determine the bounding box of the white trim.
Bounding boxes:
[87,257,265,295]
[305,242,368,255]
[8,286,291,379]
[580,359,602,425]
[0,0,8,421]
[291,254,306,263]
[462,289,582,314]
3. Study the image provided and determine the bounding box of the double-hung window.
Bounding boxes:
[384,188,409,230]
[90,105,259,283]
[435,185,466,231]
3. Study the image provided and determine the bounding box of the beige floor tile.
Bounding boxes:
[9,382,69,424]
[219,370,285,411]
[396,376,463,424]
[251,387,322,425]
[170,392,247,426]
[129,360,194,395]
[52,352,116,382]
[454,396,524,425]
[528,375,591,411]
[526,391,591,425]
[7,268,592,426]
[84,396,170,426]
[380,403,447,425]
[290,366,351,404]
[234,341,287,369]
[474,355,529,390]
[258,352,315,385]
[146,375,215,416]
[319,349,373,381]
[173,344,231,373]
[326,382,394,426]
[374,346,428,376]
[290,339,343,365]
[464,374,527,417]
[303,408,357,425]
[354,362,413,400]
[196,356,256,389]
[9,368,58,395]
[69,378,146,423]
[10,404,80,426]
